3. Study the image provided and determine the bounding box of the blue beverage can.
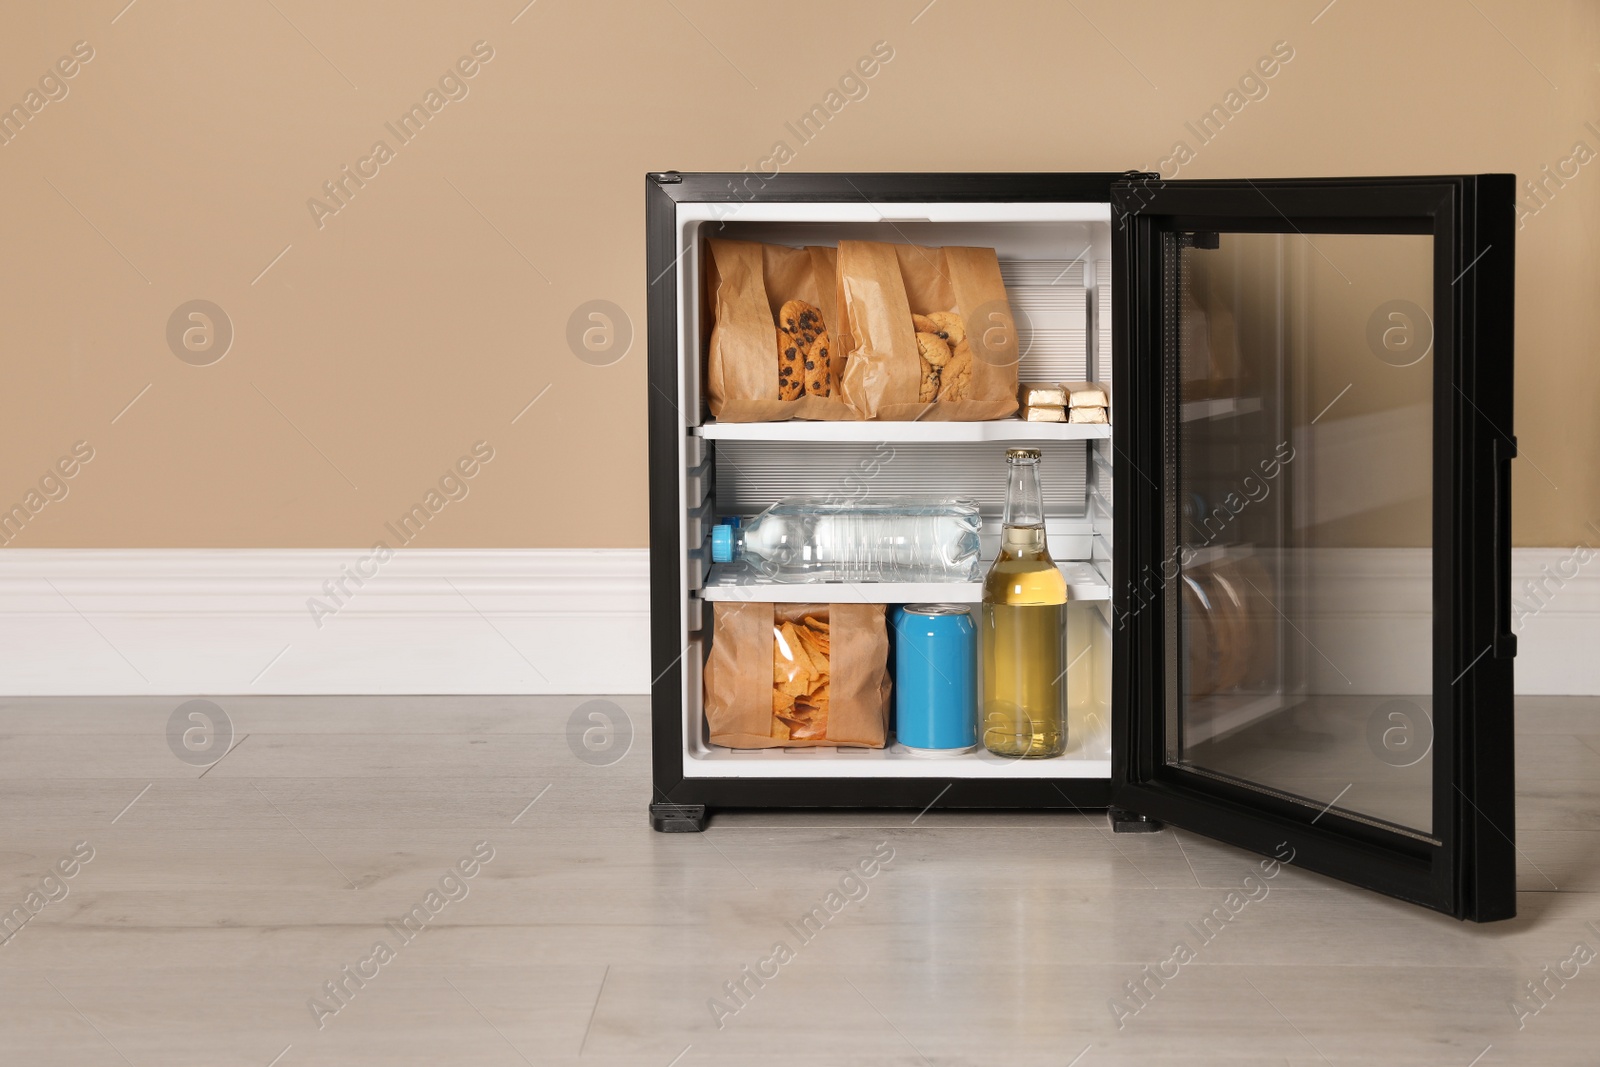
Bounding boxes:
[893,604,977,755]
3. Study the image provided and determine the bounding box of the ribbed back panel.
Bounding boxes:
[1002,259,1087,382]
[715,441,1088,518]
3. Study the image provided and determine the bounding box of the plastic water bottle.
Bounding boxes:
[710,499,982,583]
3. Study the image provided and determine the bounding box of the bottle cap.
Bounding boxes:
[710,524,734,563]
[1006,448,1043,461]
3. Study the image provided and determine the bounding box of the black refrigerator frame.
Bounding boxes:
[646,172,1131,822]
[644,171,1517,922]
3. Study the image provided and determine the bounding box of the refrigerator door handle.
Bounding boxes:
[1493,434,1518,659]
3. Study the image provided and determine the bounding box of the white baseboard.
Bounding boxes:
[0,547,1594,696]
[1508,547,1600,695]
[0,549,650,695]
[1294,547,1600,696]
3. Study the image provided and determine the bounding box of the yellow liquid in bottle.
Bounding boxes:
[981,525,1068,758]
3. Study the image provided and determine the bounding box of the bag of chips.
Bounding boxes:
[702,602,890,748]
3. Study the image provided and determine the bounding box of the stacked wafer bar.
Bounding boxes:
[1019,381,1109,424]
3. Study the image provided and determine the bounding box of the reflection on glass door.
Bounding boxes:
[1166,230,1436,839]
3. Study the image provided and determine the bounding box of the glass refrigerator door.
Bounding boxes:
[1109,176,1517,921]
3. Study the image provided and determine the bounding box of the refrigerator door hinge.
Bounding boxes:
[1121,169,1161,182]
[650,171,683,184]
[1179,231,1221,250]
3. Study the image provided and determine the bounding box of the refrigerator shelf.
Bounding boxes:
[685,742,1111,779]
[699,560,1110,604]
[1179,691,1289,747]
[1180,542,1255,568]
[694,419,1111,443]
[1180,395,1263,422]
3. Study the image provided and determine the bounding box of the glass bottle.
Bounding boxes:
[981,448,1068,758]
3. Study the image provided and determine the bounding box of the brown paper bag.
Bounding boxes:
[703,602,890,748]
[704,240,860,422]
[837,241,1020,421]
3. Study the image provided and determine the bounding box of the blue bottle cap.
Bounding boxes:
[711,524,734,563]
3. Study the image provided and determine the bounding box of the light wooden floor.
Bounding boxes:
[2,695,1597,1066]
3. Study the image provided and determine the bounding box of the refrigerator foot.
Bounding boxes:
[1109,807,1164,833]
[650,802,708,833]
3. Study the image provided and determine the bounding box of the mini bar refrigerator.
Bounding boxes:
[645,171,1517,921]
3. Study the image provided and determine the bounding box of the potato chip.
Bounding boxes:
[794,625,830,672]
[779,622,820,680]
[801,615,830,632]
[778,675,812,699]
[787,705,827,739]
[773,630,794,685]
[802,617,831,648]
[779,705,816,728]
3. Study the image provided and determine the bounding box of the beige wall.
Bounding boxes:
[0,0,1594,548]
[1189,231,1438,546]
